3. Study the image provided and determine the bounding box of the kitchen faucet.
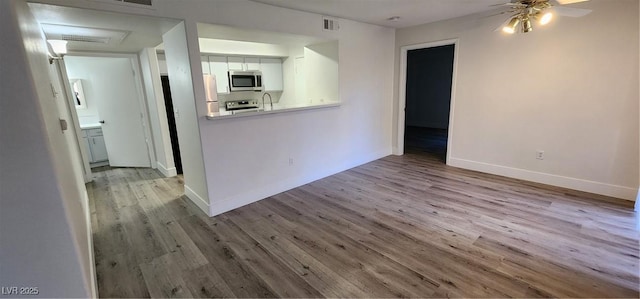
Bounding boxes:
[262,92,273,111]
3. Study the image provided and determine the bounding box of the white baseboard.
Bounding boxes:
[156,162,177,178]
[209,148,391,216]
[89,161,109,168]
[184,185,211,216]
[449,157,637,201]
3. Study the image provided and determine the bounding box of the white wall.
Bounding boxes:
[304,41,339,104]
[140,48,176,177]
[65,59,101,126]
[157,53,168,74]
[0,0,93,297]
[279,45,303,106]
[162,21,211,214]
[395,0,639,200]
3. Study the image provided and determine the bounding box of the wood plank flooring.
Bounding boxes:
[88,151,639,298]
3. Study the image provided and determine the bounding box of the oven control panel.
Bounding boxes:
[226,99,260,111]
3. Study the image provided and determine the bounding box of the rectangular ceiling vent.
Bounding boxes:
[61,34,111,44]
[322,16,340,31]
[118,0,153,6]
[91,0,154,8]
[42,24,130,45]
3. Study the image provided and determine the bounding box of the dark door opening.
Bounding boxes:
[160,75,183,175]
[404,44,455,162]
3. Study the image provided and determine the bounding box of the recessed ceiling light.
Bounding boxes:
[387,16,400,22]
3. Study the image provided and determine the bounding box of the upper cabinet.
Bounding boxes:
[209,56,230,94]
[245,58,261,71]
[201,55,211,75]
[226,57,244,71]
[227,57,260,71]
[260,58,283,92]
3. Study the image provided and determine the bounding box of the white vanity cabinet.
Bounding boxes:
[82,128,108,165]
[260,58,283,92]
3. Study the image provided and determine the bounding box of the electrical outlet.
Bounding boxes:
[536,150,544,160]
[289,158,294,165]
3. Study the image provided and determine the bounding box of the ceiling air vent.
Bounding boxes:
[61,34,111,44]
[41,24,130,45]
[322,16,340,31]
[118,0,153,6]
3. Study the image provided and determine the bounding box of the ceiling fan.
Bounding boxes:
[495,0,592,34]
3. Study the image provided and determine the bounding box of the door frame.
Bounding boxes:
[65,52,157,171]
[396,38,459,165]
[55,59,93,182]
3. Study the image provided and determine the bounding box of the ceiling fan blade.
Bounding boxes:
[481,11,510,19]
[553,6,592,17]
[490,2,518,7]
[555,0,589,5]
[490,0,526,7]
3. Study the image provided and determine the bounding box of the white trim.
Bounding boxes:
[89,161,110,168]
[53,59,98,297]
[210,148,390,216]
[449,157,637,201]
[184,184,211,216]
[83,187,98,298]
[57,59,93,183]
[635,188,640,211]
[395,39,459,166]
[131,55,157,169]
[156,161,177,177]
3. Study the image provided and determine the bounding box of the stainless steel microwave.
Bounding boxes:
[228,70,263,92]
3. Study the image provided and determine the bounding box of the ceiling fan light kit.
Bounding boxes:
[498,0,591,35]
[502,17,521,33]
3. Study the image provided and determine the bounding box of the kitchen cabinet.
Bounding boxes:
[227,57,244,71]
[201,55,211,75]
[227,57,260,71]
[244,58,261,71]
[209,56,230,94]
[82,128,108,165]
[260,58,283,91]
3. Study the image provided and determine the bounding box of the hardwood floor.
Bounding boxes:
[88,152,639,298]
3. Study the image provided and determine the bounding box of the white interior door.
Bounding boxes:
[66,56,150,168]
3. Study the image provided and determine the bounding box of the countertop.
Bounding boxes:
[206,102,340,120]
[80,123,101,129]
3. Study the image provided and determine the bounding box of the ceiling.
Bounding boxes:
[251,0,508,28]
[29,0,511,53]
[28,3,180,53]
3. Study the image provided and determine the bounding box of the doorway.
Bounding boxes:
[160,75,183,174]
[65,55,154,169]
[405,44,455,160]
[397,39,458,163]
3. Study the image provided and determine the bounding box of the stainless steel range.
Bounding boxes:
[225,99,260,112]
